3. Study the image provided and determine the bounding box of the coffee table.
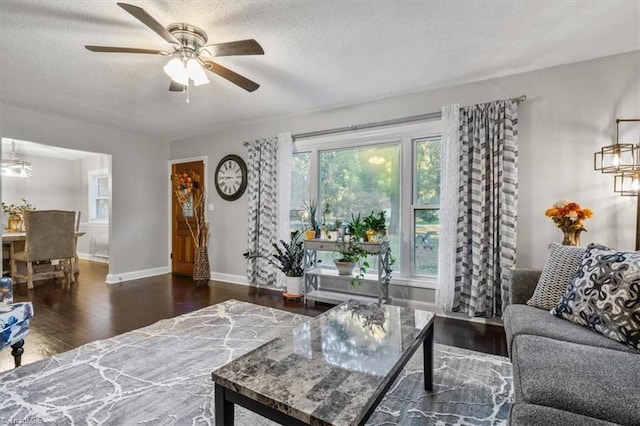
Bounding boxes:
[212,300,435,425]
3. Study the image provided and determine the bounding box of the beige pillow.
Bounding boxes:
[527,243,585,310]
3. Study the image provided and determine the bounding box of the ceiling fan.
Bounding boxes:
[85,3,263,93]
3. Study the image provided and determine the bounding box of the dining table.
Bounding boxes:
[2,231,86,279]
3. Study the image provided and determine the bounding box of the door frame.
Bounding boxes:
[168,156,208,270]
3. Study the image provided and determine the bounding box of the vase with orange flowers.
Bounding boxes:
[545,200,593,246]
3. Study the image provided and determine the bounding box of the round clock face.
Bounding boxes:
[215,154,247,201]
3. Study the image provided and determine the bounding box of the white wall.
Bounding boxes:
[169,51,640,295]
[0,104,169,279]
[2,153,77,212]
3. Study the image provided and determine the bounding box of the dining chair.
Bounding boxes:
[11,210,76,290]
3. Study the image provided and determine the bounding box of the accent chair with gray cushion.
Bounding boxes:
[504,243,640,426]
[11,210,76,290]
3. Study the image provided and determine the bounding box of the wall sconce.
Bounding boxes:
[595,119,640,249]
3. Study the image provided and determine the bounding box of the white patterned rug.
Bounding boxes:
[0,300,513,425]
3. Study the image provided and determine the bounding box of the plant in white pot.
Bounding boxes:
[334,238,370,288]
[243,231,305,295]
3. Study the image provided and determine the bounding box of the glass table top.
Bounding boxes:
[212,300,435,425]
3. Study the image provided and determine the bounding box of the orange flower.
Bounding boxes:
[545,200,592,230]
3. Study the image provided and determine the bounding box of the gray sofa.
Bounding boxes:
[503,269,640,426]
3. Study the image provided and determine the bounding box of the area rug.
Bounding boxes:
[0,300,513,425]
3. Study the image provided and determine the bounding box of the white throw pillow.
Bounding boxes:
[526,242,585,310]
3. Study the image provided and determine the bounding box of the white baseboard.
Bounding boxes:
[106,266,170,284]
[77,253,109,264]
[211,272,283,292]
[208,273,502,325]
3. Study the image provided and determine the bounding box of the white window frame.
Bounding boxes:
[293,120,441,289]
[88,168,109,223]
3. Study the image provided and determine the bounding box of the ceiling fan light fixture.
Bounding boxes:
[163,57,189,85]
[186,58,209,86]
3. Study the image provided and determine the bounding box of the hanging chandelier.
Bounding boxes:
[1,140,32,178]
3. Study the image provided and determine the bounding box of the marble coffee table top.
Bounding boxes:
[212,300,435,425]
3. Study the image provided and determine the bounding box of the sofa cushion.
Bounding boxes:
[526,243,584,310]
[551,243,640,351]
[503,304,635,358]
[509,403,620,426]
[511,335,640,425]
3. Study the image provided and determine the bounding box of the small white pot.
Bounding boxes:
[285,276,303,295]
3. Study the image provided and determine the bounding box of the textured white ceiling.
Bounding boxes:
[0,1,638,142]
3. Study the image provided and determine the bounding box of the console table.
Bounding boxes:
[212,300,435,425]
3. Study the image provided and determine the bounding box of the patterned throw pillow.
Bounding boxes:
[551,243,640,351]
[527,243,585,310]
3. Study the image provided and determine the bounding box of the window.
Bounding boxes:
[290,152,310,232]
[88,169,109,222]
[290,122,441,285]
[413,138,441,276]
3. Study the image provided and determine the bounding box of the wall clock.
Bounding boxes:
[214,154,247,201]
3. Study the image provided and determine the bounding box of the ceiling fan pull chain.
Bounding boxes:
[186,81,190,104]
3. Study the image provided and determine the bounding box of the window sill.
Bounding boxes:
[85,221,109,227]
[390,276,437,290]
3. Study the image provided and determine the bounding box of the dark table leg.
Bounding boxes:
[424,323,434,391]
[11,339,24,367]
[215,383,235,426]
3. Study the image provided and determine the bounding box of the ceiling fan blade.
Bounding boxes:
[202,60,260,92]
[169,81,186,92]
[204,39,264,57]
[117,3,180,45]
[85,45,170,55]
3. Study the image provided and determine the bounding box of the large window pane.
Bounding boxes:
[290,152,310,233]
[413,210,439,276]
[415,138,441,205]
[319,144,401,268]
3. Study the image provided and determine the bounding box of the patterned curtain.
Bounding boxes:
[453,99,518,317]
[246,137,279,286]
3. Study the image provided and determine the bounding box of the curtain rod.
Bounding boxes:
[291,95,526,141]
[243,95,526,144]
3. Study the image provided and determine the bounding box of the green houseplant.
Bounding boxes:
[334,238,370,288]
[243,231,305,294]
[346,212,366,242]
[303,198,320,239]
[2,198,35,232]
[363,210,387,242]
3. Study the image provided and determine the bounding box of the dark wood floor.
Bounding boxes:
[0,259,507,372]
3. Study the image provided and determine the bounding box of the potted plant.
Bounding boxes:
[2,198,35,232]
[243,231,305,295]
[363,210,387,243]
[320,202,332,239]
[325,222,339,240]
[346,212,366,242]
[334,238,370,288]
[303,198,320,239]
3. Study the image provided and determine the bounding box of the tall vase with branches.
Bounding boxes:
[174,171,210,284]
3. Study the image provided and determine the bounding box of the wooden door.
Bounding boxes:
[171,160,205,276]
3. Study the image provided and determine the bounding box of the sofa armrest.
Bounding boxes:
[509,269,542,305]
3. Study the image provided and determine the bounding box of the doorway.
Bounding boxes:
[1,137,111,276]
[170,159,206,276]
